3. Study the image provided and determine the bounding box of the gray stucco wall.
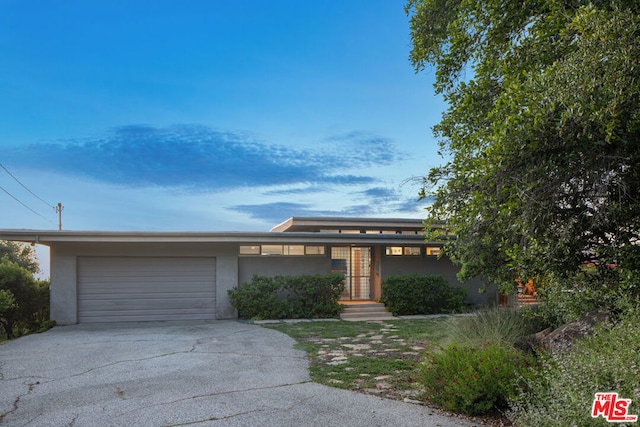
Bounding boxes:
[215,255,238,319]
[49,251,78,325]
[238,256,331,286]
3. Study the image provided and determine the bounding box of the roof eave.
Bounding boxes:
[0,229,441,246]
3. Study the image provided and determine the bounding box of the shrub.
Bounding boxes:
[0,289,16,313]
[0,260,51,339]
[509,301,640,426]
[446,307,537,350]
[283,273,346,319]
[526,269,640,330]
[421,343,536,416]
[228,273,345,320]
[380,274,469,316]
[227,275,283,320]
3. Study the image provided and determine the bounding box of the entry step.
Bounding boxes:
[339,303,395,321]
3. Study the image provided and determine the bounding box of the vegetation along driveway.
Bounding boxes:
[0,321,480,427]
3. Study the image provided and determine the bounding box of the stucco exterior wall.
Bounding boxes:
[49,241,238,257]
[215,255,238,319]
[238,256,331,285]
[49,249,78,325]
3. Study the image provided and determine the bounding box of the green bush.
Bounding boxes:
[0,260,51,339]
[421,343,536,416]
[510,302,640,426]
[380,274,469,316]
[526,270,640,330]
[282,273,346,318]
[227,275,283,320]
[228,273,345,320]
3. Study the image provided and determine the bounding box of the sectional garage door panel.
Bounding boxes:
[78,257,216,323]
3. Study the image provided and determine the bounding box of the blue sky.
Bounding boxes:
[0,0,444,236]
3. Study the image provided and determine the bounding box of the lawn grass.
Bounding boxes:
[263,318,452,402]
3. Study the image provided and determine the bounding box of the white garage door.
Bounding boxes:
[78,257,216,323]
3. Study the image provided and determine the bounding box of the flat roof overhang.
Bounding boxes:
[0,229,443,246]
[270,216,428,233]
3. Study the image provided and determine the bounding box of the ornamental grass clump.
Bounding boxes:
[445,306,536,349]
[420,343,536,416]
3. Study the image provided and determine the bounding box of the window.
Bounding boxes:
[239,245,260,255]
[385,246,403,256]
[404,247,422,256]
[284,245,305,255]
[239,244,326,256]
[385,246,422,256]
[261,245,283,255]
[305,245,325,255]
[426,247,441,256]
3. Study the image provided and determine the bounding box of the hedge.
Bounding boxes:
[380,274,469,315]
[228,273,345,320]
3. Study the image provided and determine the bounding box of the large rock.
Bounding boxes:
[542,308,609,354]
[523,327,553,352]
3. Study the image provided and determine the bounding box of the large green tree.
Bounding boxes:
[0,242,49,339]
[0,240,39,274]
[407,0,640,294]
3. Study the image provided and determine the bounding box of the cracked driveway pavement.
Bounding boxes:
[0,321,479,426]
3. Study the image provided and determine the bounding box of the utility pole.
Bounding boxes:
[56,202,63,231]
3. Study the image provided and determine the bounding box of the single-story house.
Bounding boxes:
[0,217,498,324]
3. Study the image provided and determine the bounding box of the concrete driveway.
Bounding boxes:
[0,321,480,426]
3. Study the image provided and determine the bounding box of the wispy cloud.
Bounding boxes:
[230,201,422,224]
[2,125,403,191]
[230,196,427,224]
[324,131,407,166]
[264,185,335,196]
[228,202,339,224]
[1,125,428,228]
[357,187,400,202]
[395,196,430,213]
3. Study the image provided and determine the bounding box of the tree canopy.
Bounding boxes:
[0,242,49,338]
[407,0,640,293]
[0,240,39,274]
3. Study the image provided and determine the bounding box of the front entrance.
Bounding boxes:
[331,247,371,300]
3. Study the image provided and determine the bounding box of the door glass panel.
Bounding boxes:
[331,246,371,300]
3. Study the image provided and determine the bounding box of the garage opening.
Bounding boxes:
[77,257,216,323]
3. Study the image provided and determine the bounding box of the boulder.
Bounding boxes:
[524,327,553,352]
[542,308,609,354]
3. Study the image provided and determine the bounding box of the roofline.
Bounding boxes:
[274,216,426,223]
[0,229,443,246]
[270,216,428,232]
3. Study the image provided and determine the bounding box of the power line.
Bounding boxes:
[0,162,55,209]
[0,184,53,222]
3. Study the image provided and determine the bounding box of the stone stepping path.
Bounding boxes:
[309,322,427,401]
